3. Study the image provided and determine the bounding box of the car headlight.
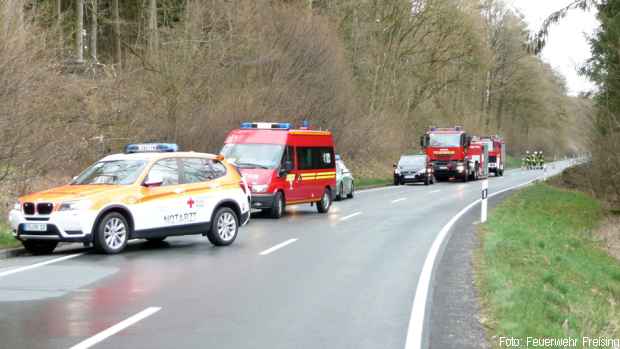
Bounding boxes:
[251,184,269,193]
[417,168,427,174]
[456,165,465,172]
[58,200,92,211]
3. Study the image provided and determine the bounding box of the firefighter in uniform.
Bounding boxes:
[524,151,530,169]
[538,151,545,169]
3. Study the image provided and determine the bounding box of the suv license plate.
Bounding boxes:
[24,223,47,232]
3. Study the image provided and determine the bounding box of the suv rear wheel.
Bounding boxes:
[206,207,239,246]
[22,240,58,255]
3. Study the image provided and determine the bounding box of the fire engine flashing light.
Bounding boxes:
[240,122,292,130]
[124,143,179,154]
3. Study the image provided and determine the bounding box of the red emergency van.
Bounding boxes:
[221,122,337,218]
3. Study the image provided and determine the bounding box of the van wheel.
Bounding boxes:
[317,188,332,213]
[347,182,354,199]
[207,207,239,246]
[22,240,58,255]
[94,212,129,254]
[269,192,285,219]
[336,183,344,201]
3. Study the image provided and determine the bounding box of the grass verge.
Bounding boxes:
[0,219,19,249]
[356,177,393,189]
[505,155,522,169]
[476,183,620,347]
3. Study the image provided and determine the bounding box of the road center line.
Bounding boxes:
[391,198,407,204]
[259,239,298,256]
[69,307,162,349]
[0,252,85,278]
[404,172,551,349]
[340,212,362,221]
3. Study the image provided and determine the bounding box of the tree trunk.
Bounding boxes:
[113,0,121,66]
[56,0,61,19]
[90,0,97,62]
[76,0,84,63]
[147,0,158,60]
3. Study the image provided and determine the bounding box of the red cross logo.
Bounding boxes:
[187,198,195,208]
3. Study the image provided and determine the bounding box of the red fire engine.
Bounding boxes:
[469,136,490,180]
[420,126,490,182]
[221,122,336,218]
[479,135,505,176]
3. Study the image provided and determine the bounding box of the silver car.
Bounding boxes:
[335,156,354,200]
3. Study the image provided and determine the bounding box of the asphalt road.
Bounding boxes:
[0,161,572,349]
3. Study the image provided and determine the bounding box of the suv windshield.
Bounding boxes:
[220,143,285,169]
[429,133,461,147]
[399,156,426,167]
[72,160,148,185]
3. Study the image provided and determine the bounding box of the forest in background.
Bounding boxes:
[0,0,592,207]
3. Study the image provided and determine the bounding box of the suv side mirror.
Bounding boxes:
[143,175,164,187]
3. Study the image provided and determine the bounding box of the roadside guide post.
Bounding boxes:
[481,179,489,223]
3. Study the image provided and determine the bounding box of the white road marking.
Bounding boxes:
[340,212,362,221]
[404,173,551,349]
[357,185,398,194]
[0,253,85,278]
[69,307,161,349]
[259,239,298,256]
[391,198,407,204]
[429,190,441,193]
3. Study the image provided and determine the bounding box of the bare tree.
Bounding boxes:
[90,0,97,62]
[113,0,121,66]
[147,0,159,60]
[76,0,84,62]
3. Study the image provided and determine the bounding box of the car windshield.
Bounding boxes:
[399,156,426,167]
[429,133,461,147]
[72,160,148,185]
[220,143,285,169]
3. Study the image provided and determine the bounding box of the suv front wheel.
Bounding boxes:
[94,212,130,254]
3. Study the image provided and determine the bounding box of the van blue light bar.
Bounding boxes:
[124,143,179,154]
[240,122,292,130]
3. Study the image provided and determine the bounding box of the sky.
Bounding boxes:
[508,0,600,95]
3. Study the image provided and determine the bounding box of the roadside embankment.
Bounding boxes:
[476,183,620,347]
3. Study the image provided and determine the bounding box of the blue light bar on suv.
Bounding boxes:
[240,122,292,130]
[124,143,179,154]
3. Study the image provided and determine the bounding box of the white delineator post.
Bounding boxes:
[481,179,489,223]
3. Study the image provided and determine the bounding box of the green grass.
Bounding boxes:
[505,155,522,169]
[0,220,19,249]
[476,184,620,348]
[356,177,393,189]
